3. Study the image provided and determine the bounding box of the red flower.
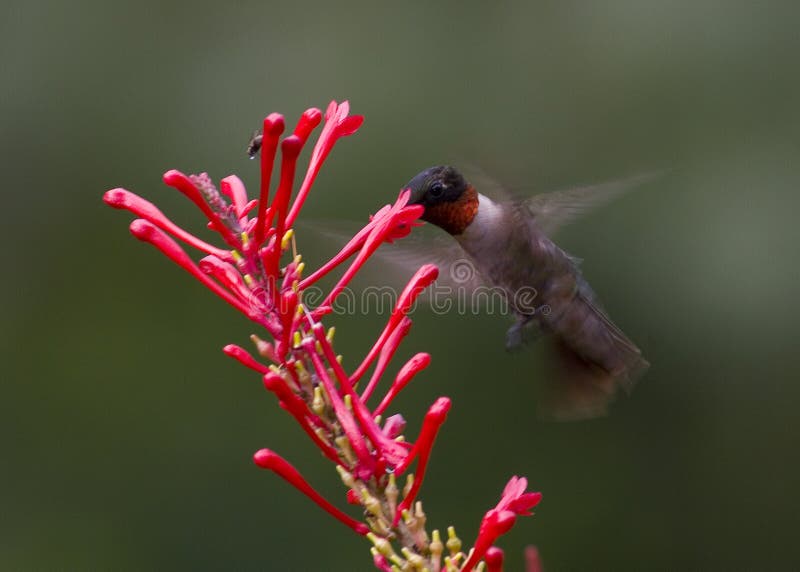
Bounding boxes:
[461,477,542,571]
[105,101,540,571]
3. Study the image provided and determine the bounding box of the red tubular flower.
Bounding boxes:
[199,255,257,308]
[285,101,364,228]
[485,546,504,572]
[372,550,393,572]
[351,263,437,383]
[393,397,451,523]
[525,545,543,572]
[254,113,285,246]
[309,325,409,473]
[359,316,413,405]
[461,477,542,571]
[302,339,376,477]
[219,175,250,221]
[222,344,270,374]
[315,196,425,313]
[262,371,340,465]
[380,414,406,439]
[292,107,323,143]
[373,352,431,418]
[298,193,422,293]
[162,170,241,248]
[127,220,266,325]
[103,189,232,260]
[253,448,369,536]
[267,135,303,246]
[298,220,375,288]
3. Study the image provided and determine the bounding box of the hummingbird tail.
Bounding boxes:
[540,293,649,421]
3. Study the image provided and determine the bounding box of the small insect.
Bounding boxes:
[247,130,263,159]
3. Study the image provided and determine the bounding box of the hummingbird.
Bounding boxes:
[403,165,651,419]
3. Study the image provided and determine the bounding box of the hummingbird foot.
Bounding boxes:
[505,315,540,352]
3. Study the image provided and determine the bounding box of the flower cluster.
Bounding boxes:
[104,101,541,571]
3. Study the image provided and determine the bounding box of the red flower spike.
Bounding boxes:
[352,264,438,383]
[223,344,269,375]
[393,397,451,523]
[254,113,285,247]
[285,100,364,228]
[253,448,369,536]
[486,546,504,572]
[525,546,543,572]
[103,189,232,260]
[373,352,431,418]
[262,372,341,465]
[360,316,413,405]
[104,103,543,571]
[162,170,239,248]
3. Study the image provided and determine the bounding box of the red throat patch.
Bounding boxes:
[422,185,479,235]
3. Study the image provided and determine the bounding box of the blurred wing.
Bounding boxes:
[377,229,489,296]
[523,171,663,236]
[297,220,488,300]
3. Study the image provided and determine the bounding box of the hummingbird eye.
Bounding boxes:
[429,181,445,197]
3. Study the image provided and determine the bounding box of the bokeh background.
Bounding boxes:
[3,1,799,570]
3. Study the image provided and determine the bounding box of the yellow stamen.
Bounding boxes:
[280,229,294,250]
[446,526,461,555]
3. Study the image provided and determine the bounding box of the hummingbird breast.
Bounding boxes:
[457,197,579,317]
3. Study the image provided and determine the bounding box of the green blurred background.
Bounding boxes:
[3,1,799,569]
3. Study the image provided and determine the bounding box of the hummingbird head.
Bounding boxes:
[405,165,478,235]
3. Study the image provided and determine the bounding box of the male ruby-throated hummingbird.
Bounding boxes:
[248,128,650,418]
[404,165,651,419]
